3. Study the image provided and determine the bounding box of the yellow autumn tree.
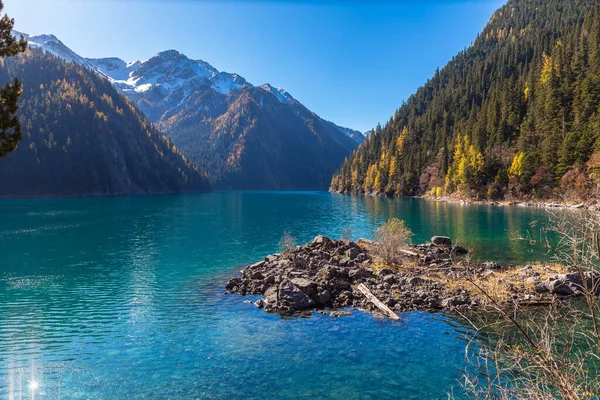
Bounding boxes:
[396,126,408,154]
[388,156,397,180]
[508,152,526,179]
[364,164,378,192]
[446,133,485,194]
[540,53,553,85]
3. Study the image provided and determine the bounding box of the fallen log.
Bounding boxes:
[399,249,419,257]
[357,283,400,320]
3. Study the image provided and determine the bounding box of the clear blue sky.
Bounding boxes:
[7,0,505,132]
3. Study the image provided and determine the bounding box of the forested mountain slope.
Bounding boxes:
[0,50,212,197]
[21,33,364,190]
[331,0,600,201]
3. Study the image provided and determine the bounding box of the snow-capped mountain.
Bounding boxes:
[18,31,363,189]
[17,31,362,144]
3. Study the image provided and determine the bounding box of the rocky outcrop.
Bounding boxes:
[225,235,479,317]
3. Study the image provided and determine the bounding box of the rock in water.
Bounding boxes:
[278,280,314,311]
[431,236,452,247]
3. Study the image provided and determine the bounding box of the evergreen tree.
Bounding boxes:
[331,0,600,201]
[0,0,26,158]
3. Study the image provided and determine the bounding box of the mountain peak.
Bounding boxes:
[259,83,294,104]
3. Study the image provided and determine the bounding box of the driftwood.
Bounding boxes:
[399,249,419,257]
[357,283,400,320]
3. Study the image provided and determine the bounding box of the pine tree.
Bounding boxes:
[0,0,26,158]
[331,0,600,201]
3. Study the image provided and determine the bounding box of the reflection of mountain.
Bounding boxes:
[21,32,365,190]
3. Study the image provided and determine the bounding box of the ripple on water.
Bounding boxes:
[0,192,550,399]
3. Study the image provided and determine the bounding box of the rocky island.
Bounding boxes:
[225,235,592,318]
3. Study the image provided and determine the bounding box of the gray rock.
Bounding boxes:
[482,261,503,270]
[313,289,332,306]
[225,277,242,291]
[278,280,314,310]
[542,272,600,296]
[247,261,266,270]
[452,245,469,255]
[348,267,373,280]
[408,277,424,286]
[346,248,360,260]
[310,235,332,247]
[432,236,452,247]
[291,278,317,297]
[442,296,469,308]
[355,253,369,263]
[329,311,353,317]
[264,285,279,303]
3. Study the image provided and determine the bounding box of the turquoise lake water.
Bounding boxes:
[0,192,552,399]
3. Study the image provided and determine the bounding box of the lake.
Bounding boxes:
[0,192,551,399]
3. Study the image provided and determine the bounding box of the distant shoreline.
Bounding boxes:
[330,189,597,210]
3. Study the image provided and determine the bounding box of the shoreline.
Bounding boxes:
[330,189,596,210]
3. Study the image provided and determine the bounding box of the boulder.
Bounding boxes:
[348,267,373,280]
[432,236,452,247]
[452,245,469,255]
[346,247,360,260]
[278,280,314,311]
[355,253,369,263]
[310,235,332,248]
[313,289,332,306]
[542,272,600,296]
[264,285,279,303]
[247,261,266,270]
[225,277,242,292]
[291,278,318,297]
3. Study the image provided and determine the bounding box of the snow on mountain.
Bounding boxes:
[18,30,363,143]
[211,72,250,94]
[258,84,294,104]
[195,59,219,77]
[335,126,366,144]
[16,31,97,70]
[87,58,141,82]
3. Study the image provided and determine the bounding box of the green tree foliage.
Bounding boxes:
[0,0,27,158]
[0,50,212,197]
[331,0,600,200]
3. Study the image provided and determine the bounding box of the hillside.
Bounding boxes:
[0,49,212,197]
[163,85,361,189]
[331,0,600,201]
[21,32,364,190]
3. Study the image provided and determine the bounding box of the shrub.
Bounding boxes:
[341,225,353,244]
[373,218,413,266]
[278,231,296,254]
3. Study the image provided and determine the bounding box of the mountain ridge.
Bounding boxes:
[18,31,365,189]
